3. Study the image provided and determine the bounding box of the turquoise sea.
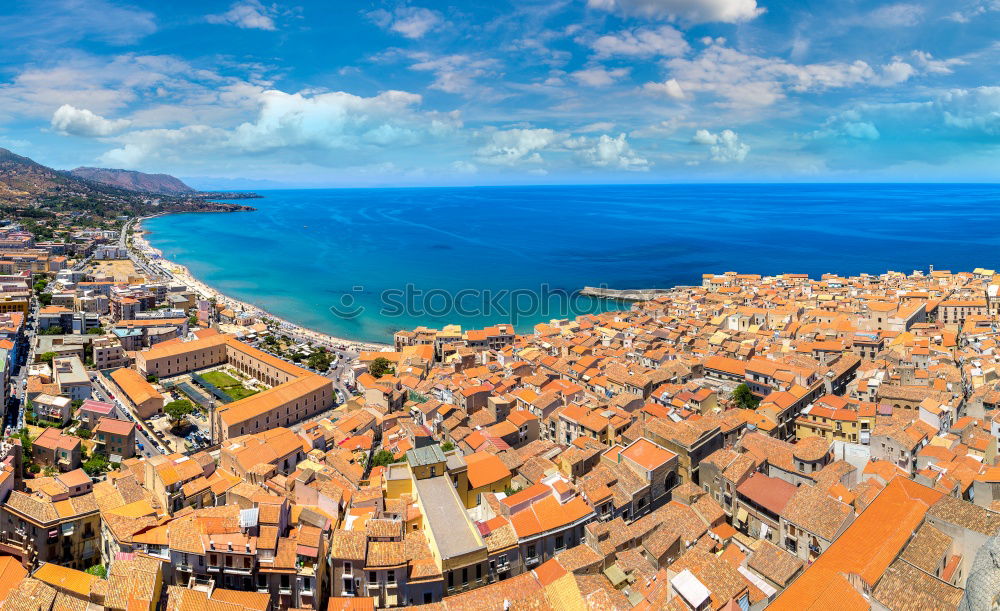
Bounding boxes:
[143,184,1000,343]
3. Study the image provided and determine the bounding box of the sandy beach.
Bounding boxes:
[133,216,391,353]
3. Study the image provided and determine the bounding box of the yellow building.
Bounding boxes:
[795,397,877,444]
[455,452,512,509]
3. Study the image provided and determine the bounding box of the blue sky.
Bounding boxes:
[0,0,997,187]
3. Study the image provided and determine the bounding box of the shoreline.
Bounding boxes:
[133,213,392,352]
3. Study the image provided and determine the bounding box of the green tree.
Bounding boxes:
[164,399,194,426]
[307,349,333,372]
[83,453,110,476]
[38,351,57,366]
[38,293,52,307]
[188,315,199,327]
[85,565,107,578]
[368,449,396,469]
[41,325,63,335]
[76,428,91,439]
[731,383,760,409]
[441,441,455,452]
[15,428,32,454]
[86,326,104,335]
[369,357,394,378]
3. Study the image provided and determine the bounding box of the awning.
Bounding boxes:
[735,507,749,524]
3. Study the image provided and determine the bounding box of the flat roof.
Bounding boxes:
[414,475,484,560]
[406,444,446,467]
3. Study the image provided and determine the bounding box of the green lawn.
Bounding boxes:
[201,371,240,388]
[224,386,258,401]
[200,370,259,402]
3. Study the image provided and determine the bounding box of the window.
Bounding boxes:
[462,568,468,585]
[387,570,396,585]
[369,572,377,584]
[555,535,564,550]
[344,561,352,574]
[476,564,482,581]
[527,545,536,559]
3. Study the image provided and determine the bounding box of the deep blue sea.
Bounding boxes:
[143,184,1000,343]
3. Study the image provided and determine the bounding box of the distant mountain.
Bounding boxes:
[0,147,114,204]
[70,166,196,195]
[0,147,255,216]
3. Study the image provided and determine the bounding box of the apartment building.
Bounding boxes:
[93,417,136,461]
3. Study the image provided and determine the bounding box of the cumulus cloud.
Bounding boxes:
[206,1,279,30]
[691,128,749,162]
[911,51,965,75]
[51,104,131,137]
[571,67,631,87]
[0,54,271,129]
[661,40,923,109]
[574,134,650,170]
[475,128,650,171]
[643,78,686,100]
[98,88,461,167]
[804,87,1000,170]
[367,7,444,39]
[586,0,765,24]
[588,25,689,58]
[476,128,560,165]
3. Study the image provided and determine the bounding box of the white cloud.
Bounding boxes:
[691,128,749,162]
[576,134,650,170]
[662,41,924,109]
[98,88,462,168]
[911,51,965,75]
[586,0,765,24]
[571,67,630,87]
[579,122,616,132]
[0,0,156,47]
[368,7,444,39]
[450,160,478,174]
[476,128,560,165]
[866,3,924,27]
[643,78,686,100]
[206,1,278,31]
[588,25,689,58]
[811,87,1000,144]
[945,1,999,22]
[407,53,500,94]
[51,104,131,137]
[0,54,272,128]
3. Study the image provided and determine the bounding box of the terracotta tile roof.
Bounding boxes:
[464,452,512,489]
[736,473,796,516]
[110,368,162,405]
[769,477,943,611]
[747,541,803,587]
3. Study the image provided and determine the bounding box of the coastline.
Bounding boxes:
[133,213,392,352]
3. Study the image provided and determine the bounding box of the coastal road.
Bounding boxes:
[124,215,363,408]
